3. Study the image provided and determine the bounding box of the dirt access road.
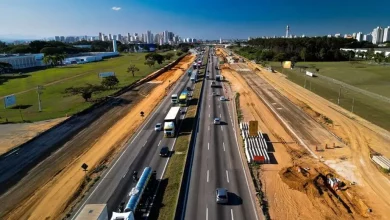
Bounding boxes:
[218,48,390,219]
[1,55,195,220]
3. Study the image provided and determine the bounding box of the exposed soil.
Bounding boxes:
[217,48,386,219]
[3,55,195,220]
[0,118,66,155]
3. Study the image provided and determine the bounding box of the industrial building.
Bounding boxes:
[0,53,45,69]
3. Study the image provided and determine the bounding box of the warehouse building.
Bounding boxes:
[0,53,45,69]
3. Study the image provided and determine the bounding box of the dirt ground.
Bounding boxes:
[0,118,66,155]
[4,55,195,220]
[217,49,390,219]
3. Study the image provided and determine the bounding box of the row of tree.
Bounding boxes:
[235,37,390,63]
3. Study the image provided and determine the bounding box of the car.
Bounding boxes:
[206,74,210,79]
[212,91,216,96]
[219,96,226,101]
[155,123,162,131]
[213,117,221,125]
[216,188,229,204]
[159,146,169,157]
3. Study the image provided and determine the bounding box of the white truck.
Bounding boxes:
[75,204,135,220]
[171,94,178,104]
[164,106,181,137]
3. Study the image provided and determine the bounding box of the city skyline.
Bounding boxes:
[1,0,390,40]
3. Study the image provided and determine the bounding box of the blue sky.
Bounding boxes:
[0,0,389,40]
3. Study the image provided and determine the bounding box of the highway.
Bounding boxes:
[182,51,259,220]
[72,52,200,219]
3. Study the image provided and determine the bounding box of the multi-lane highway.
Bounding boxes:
[72,52,200,219]
[182,51,259,220]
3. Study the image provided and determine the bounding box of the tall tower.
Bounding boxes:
[112,40,118,52]
[286,25,290,38]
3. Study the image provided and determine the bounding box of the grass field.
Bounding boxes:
[270,61,390,131]
[0,52,177,123]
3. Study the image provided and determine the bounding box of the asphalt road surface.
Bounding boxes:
[72,53,200,219]
[182,52,259,220]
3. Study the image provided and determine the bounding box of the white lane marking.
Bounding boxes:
[220,113,221,118]
[122,174,126,179]
[221,126,223,131]
[223,142,225,151]
[209,114,210,118]
[231,209,234,220]
[208,142,210,150]
[226,170,230,183]
[143,140,148,147]
[219,105,220,108]
[209,105,210,108]
[158,140,162,146]
[206,207,208,220]
[207,170,209,183]
[208,125,210,131]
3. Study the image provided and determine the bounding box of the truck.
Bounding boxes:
[178,91,189,107]
[216,75,224,82]
[164,106,181,137]
[75,204,124,220]
[190,70,197,82]
[192,62,197,69]
[171,94,178,104]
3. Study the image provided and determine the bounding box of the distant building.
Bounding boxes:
[356,32,363,42]
[60,36,65,42]
[219,38,222,44]
[383,26,390,42]
[372,26,384,44]
[363,34,372,42]
[286,25,290,38]
[99,32,103,41]
[55,36,60,41]
[112,40,118,52]
[334,33,341,38]
[0,53,45,69]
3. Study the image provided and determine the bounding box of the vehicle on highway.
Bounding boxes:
[216,188,229,204]
[216,74,223,81]
[206,74,210,79]
[190,70,197,82]
[213,117,221,125]
[159,146,169,157]
[212,91,217,96]
[155,123,162,131]
[132,171,138,182]
[219,96,226,101]
[179,91,189,107]
[164,106,181,137]
[211,81,216,87]
[171,94,178,104]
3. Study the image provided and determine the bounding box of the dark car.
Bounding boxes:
[160,146,169,157]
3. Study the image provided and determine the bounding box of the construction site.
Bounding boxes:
[216,48,390,219]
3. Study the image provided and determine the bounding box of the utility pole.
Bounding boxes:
[37,85,44,112]
[337,87,341,105]
[351,98,355,113]
[304,77,307,89]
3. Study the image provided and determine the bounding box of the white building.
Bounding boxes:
[219,38,222,44]
[356,32,363,42]
[334,33,341,38]
[383,26,390,42]
[363,34,372,42]
[0,53,45,69]
[372,26,384,44]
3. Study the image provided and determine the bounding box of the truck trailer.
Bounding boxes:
[164,106,181,137]
[171,94,178,104]
[75,204,109,220]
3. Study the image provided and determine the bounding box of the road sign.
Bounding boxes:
[81,163,88,171]
[99,72,115,78]
[249,120,258,137]
[4,94,16,108]
[282,61,292,69]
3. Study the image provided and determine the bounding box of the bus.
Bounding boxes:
[179,91,189,107]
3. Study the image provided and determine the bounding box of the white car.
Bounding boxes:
[155,123,162,131]
[219,96,226,101]
[213,118,221,125]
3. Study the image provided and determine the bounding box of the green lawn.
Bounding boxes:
[269,61,390,131]
[0,52,178,123]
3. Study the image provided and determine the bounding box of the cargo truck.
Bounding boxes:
[190,70,197,82]
[75,204,111,220]
[164,106,181,137]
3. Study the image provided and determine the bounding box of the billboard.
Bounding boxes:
[306,71,314,77]
[4,94,16,108]
[99,72,115,78]
[249,120,258,137]
[282,61,292,69]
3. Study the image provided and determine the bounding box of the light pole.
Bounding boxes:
[37,85,44,112]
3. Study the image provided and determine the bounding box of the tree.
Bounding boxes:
[300,48,307,62]
[176,51,184,56]
[319,48,326,60]
[64,84,102,102]
[374,52,385,63]
[181,47,189,53]
[43,55,55,66]
[101,76,119,89]
[145,53,164,64]
[290,56,298,67]
[144,59,155,67]
[127,64,140,77]
[273,52,286,66]
[164,52,174,61]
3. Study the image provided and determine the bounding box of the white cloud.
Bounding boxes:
[112,7,121,11]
